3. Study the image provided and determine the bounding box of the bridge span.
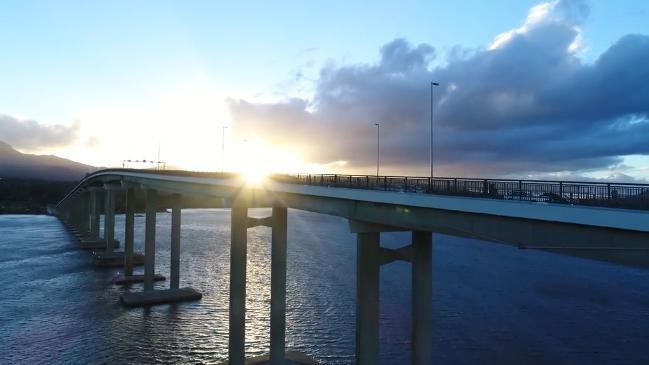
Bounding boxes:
[54,169,649,365]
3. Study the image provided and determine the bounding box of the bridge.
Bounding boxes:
[53,169,649,365]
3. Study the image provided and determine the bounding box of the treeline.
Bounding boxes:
[0,178,78,214]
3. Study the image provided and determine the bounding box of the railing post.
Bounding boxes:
[454,178,458,193]
[334,174,338,187]
[428,177,432,193]
[483,179,488,196]
[518,180,522,200]
[559,182,563,200]
[404,177,408,192]
[607,183,611,201]
[384,177,388,191]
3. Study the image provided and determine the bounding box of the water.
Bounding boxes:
[1,210,649,364]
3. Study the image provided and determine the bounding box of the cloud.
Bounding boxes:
[228,0,649,177]
[0,113,79,151]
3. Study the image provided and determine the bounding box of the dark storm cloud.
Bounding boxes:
[0,113,79,150]
[228,0,649,177]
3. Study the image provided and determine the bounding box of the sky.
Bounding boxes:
[1,0,648,180]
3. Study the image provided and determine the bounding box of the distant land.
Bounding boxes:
[0,141,95,214]
[0,141,95,181]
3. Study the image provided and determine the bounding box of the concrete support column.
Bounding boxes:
[356,232,381,365]
[144,189,157,292]
[170,194,181,290]
[79,193,89,234]
[69,203,82,228]
[229,207,248,365]
[124,188,135,276]
[270,206,288,364]
[89,190,100,240]
[103,188,116,255]
[411,231,433,365]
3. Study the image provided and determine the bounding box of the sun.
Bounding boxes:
[217,138,327,182]
[230,140,275,184]
[241,167,268,184]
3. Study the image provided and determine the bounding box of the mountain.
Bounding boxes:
[0,141,96,181]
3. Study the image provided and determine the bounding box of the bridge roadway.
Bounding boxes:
[54,169,649,365]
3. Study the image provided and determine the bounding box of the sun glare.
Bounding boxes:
[222,139,334,183]
[230,140,288,184]
[242,168,268,184]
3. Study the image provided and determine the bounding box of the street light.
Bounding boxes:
[221,126,228,173]
[374,123,380,176]
[430,82,439,178]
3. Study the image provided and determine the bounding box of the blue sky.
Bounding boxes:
[1,1,649,178]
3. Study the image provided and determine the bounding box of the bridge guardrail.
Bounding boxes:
[57,169,649,211]
[275,174,649,211]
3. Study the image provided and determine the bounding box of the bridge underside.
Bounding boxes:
[89,174,649,268]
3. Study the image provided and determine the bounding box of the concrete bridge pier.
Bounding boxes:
[103,183,117,255]
[65,194,87,238]
[229,206,248,365]
[91,183,126,266]
[112,186,151,284]
[352,221,433,365]
[228,205,311,365]
[270,206,288,364]
[144,188,157,291]
[120,189,200,307]
[124,187,135,276]
[77,191,90,236]
[78,187,111,250]
[89,188,100,240]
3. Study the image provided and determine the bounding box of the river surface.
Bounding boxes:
[1,210,649,364]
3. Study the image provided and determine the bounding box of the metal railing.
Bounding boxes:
[56,169,649,211]
[274,174,649,211]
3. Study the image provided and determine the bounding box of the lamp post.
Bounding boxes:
[430,82,439,178]
[374,123,380,176]
[221,126,228,173]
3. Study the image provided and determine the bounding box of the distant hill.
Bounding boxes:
[0,141,96,181]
